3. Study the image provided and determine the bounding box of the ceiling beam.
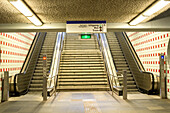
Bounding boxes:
[0,16,170,32]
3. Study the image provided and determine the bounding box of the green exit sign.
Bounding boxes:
[81,34,91,39]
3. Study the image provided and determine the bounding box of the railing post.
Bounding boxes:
[2,71,9,101]
[43,54,47,101]
[123,70,127,100]
[159,53,167,99]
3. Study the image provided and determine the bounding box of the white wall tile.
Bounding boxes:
[0,32,36,102]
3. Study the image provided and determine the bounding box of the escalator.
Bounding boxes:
[106,32,158,94]
[29,32,57,92]
[106,32,138,92]
[10,32,58,95]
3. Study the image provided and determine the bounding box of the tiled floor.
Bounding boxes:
[0,91,170,113]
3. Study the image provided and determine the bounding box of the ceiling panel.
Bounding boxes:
[0,0,156,24]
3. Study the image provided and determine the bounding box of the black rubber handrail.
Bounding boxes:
[123,32,145,71]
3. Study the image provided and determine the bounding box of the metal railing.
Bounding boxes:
[46,32,65,94]
[96,33,120,95]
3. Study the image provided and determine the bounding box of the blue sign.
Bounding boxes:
[67,21,106,24]
[161,55,164,59]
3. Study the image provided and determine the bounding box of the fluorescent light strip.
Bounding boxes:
[129,0,170,26]
[129,15,147,26]
[27,15,42,26]
[9,0,42,26]
[143,0,170,16]
[9,0,33,16]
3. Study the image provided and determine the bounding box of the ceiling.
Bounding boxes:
[0,0,159,24]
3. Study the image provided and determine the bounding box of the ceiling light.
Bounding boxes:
[129,15,147,26]
[143,0,170,16]
[8,0,43,26]
[27,15,43,26]
[9,0,33,16]
[129,0,170,26]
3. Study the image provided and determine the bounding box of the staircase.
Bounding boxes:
[106,32,138,93]
[29,32,57,92]
[57,34,110,91]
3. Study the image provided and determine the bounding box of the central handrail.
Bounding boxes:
[96,33,120,95]
[46,32,65,95]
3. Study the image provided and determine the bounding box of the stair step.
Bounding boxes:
[59,82,108,85]
[30,84,43,87]
[60,59,103,62]
[59,70,105,73]
[57,86,110,90]
[59,67,104,70]
[33,73,49,76]
[60,64,105,67]
[58,79,107,82]
[119,81,135,85]
[115,64,128,67]
[59,76,107,79]
[32,76,43,80]
[59,72,106,75]
[34,70,50,73]
[127,89,138,92]
[60,62,104,64]
[29,88,42,91]
[31,80,43,84]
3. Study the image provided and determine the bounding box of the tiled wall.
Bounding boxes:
[126,32,170,99]
[0,32,35,102]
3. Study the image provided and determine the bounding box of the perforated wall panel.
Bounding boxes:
[126,32,170,99]
[0,32,35,102]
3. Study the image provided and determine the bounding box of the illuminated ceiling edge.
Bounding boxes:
[0,16,170,32]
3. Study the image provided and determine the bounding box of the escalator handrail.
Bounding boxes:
[122,32,145,71]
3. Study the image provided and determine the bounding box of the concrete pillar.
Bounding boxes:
[2,71,9,101]
[123,70,127,100]
[43,54,47,101]
[159,53,167,99]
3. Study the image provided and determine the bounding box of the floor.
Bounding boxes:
[0,91,170,113]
